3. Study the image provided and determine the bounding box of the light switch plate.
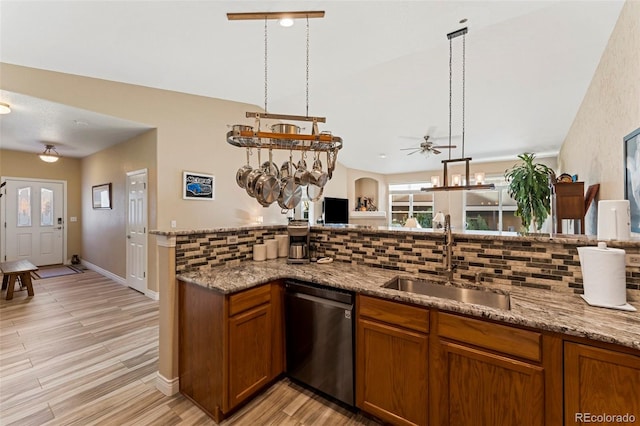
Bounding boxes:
[170,220,177,228]
[70,216,77,222]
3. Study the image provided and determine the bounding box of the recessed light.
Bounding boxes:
[279,18,294,27]
[459,18,468,24]
[379,153,387,159]
[0,102,11,114]
[73,119,89,126]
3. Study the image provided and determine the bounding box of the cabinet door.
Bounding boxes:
[564,342,640,425]
[227,303,272,410]
[434,341,544,426]
[357,317,428,426]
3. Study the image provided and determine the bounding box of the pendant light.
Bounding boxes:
[39,144,60,163]
[422,27,494,193]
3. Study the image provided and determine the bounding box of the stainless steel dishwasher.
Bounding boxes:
[284,280,355,407]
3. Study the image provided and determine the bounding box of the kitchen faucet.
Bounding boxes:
[443,214,456,282]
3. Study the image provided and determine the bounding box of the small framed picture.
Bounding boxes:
[92,183,112,209]
[183,171,215,200]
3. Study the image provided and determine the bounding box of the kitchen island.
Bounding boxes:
[176,258,639,425]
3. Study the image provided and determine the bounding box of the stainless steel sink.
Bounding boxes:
[383,277,511,310]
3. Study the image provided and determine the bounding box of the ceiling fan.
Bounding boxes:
[400,134,457,156]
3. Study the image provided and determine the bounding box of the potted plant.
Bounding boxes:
[505,153,554,232]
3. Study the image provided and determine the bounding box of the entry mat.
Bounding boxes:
[32,265,84,279]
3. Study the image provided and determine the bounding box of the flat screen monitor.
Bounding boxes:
[323,197,349,224]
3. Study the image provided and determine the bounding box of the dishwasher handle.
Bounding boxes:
[287,291,353,312]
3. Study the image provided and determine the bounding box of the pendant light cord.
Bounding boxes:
[462,33,466,158]
[264,17,268,113]
[448,37,453,161]
[306,16,310,117]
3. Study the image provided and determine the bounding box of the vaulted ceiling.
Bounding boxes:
[0,1,625,174]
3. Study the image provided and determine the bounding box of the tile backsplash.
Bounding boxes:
[175,226,640,294]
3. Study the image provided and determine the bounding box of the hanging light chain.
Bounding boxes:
[306,16,310,117]
[448,36,453,161]
[462,33,466,158]
[264,17,268,113]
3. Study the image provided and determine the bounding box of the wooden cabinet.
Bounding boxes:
[178,280,284,422]
[564,342,640,425]
[227,298,272,408]
[356,295,429,426]
[430,312,551,426]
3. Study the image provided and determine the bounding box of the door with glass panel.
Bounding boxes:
[2,179,64,265]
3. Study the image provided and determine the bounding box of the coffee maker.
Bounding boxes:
[287,220,310,264]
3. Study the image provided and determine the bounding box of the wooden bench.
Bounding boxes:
[0,260,37,300]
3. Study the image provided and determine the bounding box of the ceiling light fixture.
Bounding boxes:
[422,27,494,193]
[279,17,294,27]
[0,102,11,114]
[39,144,60,163]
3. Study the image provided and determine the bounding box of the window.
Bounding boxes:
[17,187,32,227]
[463,176,520,232]
[389,183,434,227]
[41,188,54,226]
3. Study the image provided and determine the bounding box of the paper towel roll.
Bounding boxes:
[578,242,627,307]
[266,239,279,260]
[597,200,630,241]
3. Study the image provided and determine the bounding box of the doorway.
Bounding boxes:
[1,177,66,265]
[126,169,148,294]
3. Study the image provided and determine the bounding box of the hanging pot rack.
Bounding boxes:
[226,112,342,152]
[226,10,343,154]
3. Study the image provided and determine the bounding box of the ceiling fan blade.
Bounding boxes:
[400,147,420,151]
[432,148,441,155]
[407,150,421,155]
[431,144,457,149]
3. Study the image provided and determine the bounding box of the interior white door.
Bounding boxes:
[126,170,147,294]
[3,179,64,265]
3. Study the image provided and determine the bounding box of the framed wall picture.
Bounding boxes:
[624,127,640,233]
[183,171,215,200]
[92,183,112,209]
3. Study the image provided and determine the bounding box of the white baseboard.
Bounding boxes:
[80,259,126,286]
[145,289,159,301]
[156,372,180,396]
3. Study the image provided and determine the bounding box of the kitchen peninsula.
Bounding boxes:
[153,225,640,425]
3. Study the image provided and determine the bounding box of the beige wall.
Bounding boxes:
[1,149,82,262]
[559,0,640,234]
[81,130,158,290]
[0,63,290,231]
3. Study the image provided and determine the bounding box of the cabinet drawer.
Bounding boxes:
[358,295,429,333]
[437,312,541,362]
[229,284,271,316]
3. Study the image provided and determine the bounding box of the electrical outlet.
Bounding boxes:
[626,254,640,267]
[227,235,238,244]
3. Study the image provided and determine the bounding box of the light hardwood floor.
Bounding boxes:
[0,270,380,425]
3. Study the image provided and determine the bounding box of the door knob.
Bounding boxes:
[127,235,131,239]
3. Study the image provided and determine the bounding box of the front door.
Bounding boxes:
[2,178,65,265]
[126,169,147,294]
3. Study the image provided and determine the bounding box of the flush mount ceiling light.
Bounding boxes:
[39,144,60,163]
[279,17,294,27]
[0,102,11,114]
[422,27,495,193]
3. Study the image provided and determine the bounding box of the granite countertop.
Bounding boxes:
[177,259,640,351]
